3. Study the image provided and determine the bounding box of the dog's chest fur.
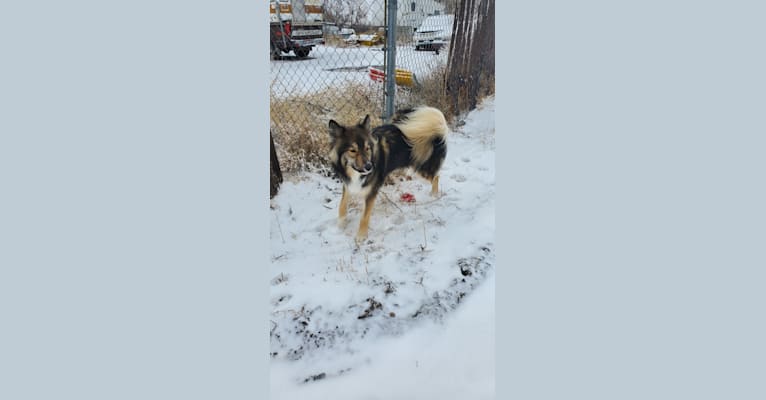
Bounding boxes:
[344,168,373,198]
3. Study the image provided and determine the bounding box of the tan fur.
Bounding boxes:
[328,146,339,164]
[338,186,349,219]
[394,106,448,165]
[431,175,439,195]
[357,193,377,241]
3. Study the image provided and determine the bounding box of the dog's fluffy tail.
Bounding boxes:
[393,106,448,166]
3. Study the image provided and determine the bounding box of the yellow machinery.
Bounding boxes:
[368,66,418,88]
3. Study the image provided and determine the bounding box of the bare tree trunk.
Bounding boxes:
[270,131,283,198]
[445,0,495,116]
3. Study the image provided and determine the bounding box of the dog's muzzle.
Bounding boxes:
[354,162,374,175]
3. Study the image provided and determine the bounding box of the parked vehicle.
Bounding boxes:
[338,28,356,40]
[413,14,454,53]
[269,0,324,59]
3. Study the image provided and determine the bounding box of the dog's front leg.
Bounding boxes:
[431,175,440,196]
[356,191,377,242]
[338,186,349,223]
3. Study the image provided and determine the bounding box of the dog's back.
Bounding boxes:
[375,106,448,180]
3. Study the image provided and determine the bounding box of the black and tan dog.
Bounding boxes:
[328,106,448,242]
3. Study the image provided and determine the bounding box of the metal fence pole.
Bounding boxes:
[273,0,288,50]
[384,0,397,122]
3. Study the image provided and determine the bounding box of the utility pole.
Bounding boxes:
[384,0,398,122]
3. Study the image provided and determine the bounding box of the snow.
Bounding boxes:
[270,273,495,400]
[270,96,495,399]
[270,44,449,97]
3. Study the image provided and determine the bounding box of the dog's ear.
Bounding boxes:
[359,114,370,131]
[328,119,344,138]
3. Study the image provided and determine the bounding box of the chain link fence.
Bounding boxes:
[270,0,456,173]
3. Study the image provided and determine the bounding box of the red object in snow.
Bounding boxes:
[400,193,416,203]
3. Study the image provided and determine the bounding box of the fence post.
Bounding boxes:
[272,0,288,50]
[384,0,397,122]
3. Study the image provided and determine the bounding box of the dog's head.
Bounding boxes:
[328,115,376,176]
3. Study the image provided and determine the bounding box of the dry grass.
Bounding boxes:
[479,68,496,98]
[271,82,384,173]
[404,63,456,123]
[405,62,495,124]
[270,62,494,173]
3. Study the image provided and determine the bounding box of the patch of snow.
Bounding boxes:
[270,273,495,400]
[270,96,495,398]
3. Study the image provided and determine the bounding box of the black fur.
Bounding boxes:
[370,125,446,181]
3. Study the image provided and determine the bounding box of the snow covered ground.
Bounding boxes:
[269,97,495,399]
[270,44,449,98]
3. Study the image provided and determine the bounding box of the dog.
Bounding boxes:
[327,106,448,242]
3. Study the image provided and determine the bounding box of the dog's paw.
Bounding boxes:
[337,217,349,228]
[355,231,369,244]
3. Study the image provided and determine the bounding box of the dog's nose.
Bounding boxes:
[364,162,373,171]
